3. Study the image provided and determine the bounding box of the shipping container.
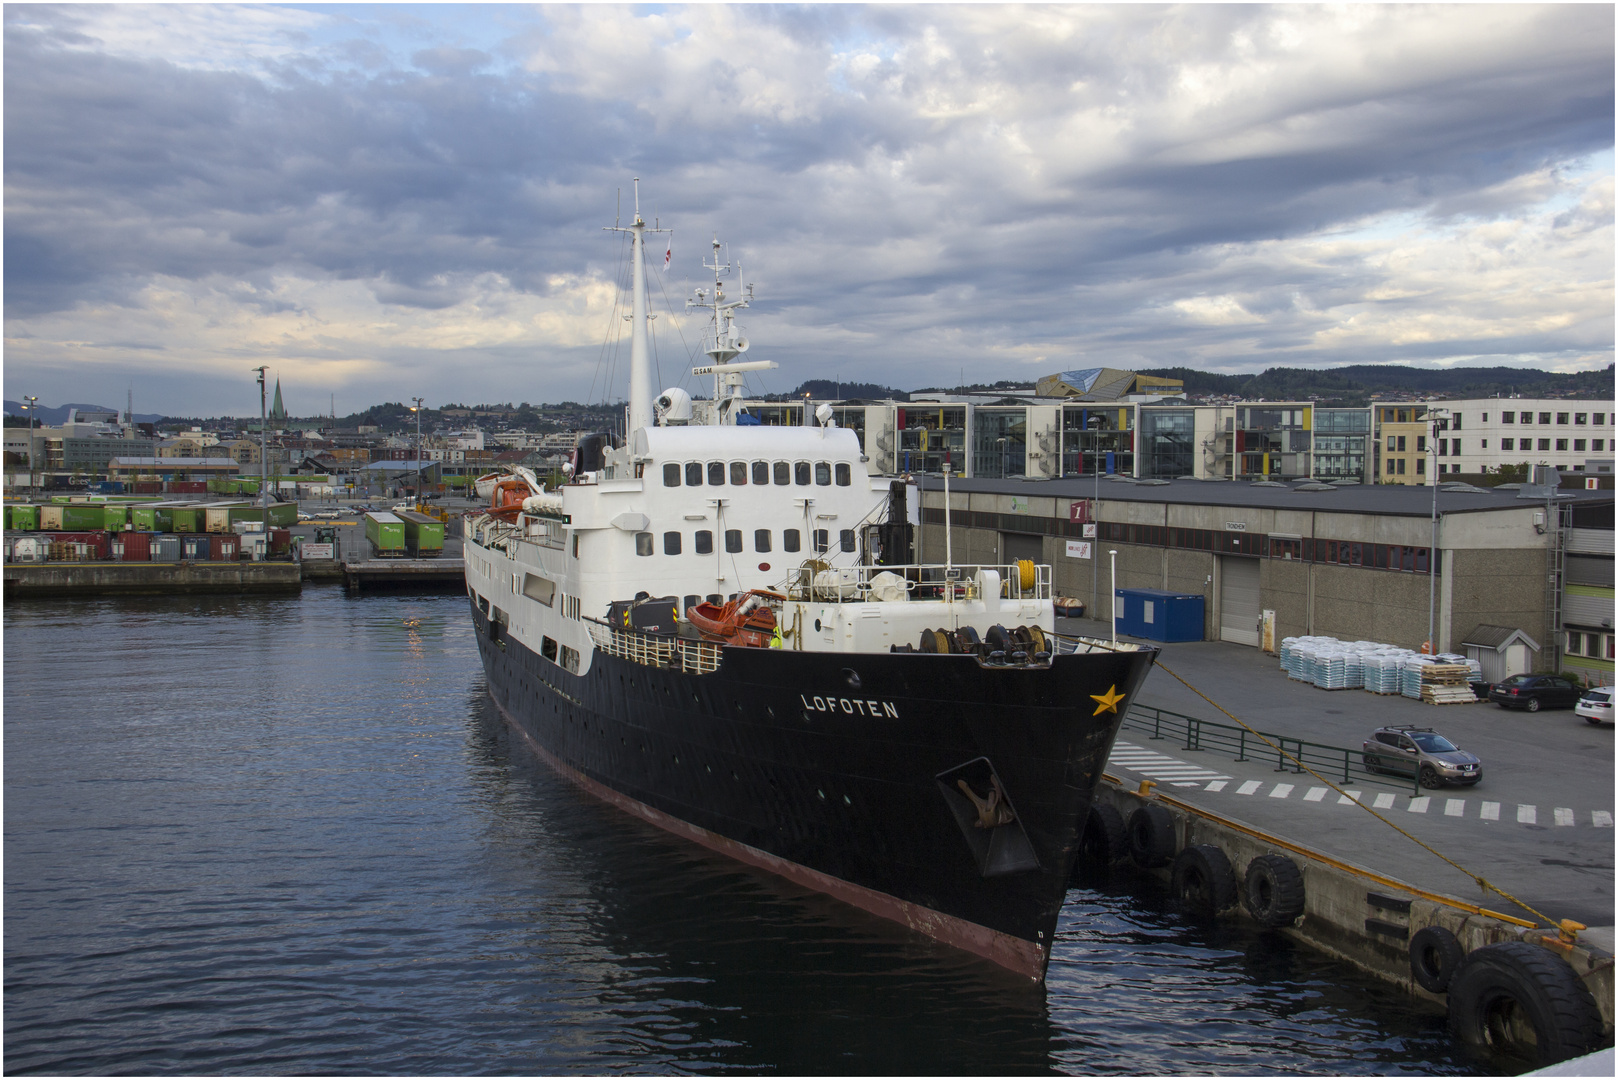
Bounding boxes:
[11,536,46,562]
[167,481,208,495]
[1113,588,1206,643]
[182,535,211,560]
[11,504,39,531]
[39,505,64,531]
[60,505,105,531]
[131,506,176,532]
[365,512,407,558]
[204,504,246,533]
[267,528,292,555]
[210,535,239,561]
[45,531,112,561]
[121,531,153,562]
[133,481,163,494]
[396,509,446,557]
[151,535,182,563]
[170,506,205,534]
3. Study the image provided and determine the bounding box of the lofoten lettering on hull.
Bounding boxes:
[800,693,900,719]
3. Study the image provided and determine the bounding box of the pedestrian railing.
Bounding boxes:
[1121,703,1422,795]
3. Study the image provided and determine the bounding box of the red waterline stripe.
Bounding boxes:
[493,698,1047,981]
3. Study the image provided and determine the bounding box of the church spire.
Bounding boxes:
[270,377,287,424]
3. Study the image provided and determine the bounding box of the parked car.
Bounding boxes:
[1362,727,1482,789]
[1487,674,1583,712]
[1575,686,1613,726]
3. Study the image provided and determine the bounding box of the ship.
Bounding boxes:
[463,182,1159,981]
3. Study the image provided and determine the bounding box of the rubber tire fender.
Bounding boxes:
[1170,844,1238,916]
[1409,925,1464,994]
[1073,802,1127,878]
[1243,854,1306,928]
[1446,941,1602,1066]
[1126,803,1176,869]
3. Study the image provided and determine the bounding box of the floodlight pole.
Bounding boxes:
[412,397,425,503]
[254,367,269,525]
[1426,407,1450,653]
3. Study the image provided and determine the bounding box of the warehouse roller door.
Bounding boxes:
[1219,556,1261,646]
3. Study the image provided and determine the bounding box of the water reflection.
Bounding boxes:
[3,590,1483,1075]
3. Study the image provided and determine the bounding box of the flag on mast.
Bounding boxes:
[663,238,672,270]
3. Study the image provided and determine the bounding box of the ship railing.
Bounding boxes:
[780,561,1054,603]
[584,619,723,675]
[1047,632,1154,655]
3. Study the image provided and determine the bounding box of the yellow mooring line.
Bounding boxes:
[1153,659,1574,937]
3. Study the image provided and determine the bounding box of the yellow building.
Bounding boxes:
[1378,405,1431,484]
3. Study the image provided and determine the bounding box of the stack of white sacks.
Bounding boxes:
[1278,637,1481,697]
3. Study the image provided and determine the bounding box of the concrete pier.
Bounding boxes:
[3,560,302,597]
[341,557,465,591]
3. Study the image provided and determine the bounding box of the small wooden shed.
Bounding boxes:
[1460,625,1541,684]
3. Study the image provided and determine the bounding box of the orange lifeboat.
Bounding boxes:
[686,590,784,648]
[488,477,535,521]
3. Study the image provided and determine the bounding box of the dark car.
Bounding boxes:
[1487,673,1583,712]
[1362,727,1482,788]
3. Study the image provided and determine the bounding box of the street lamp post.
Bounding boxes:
[1426,407,1451,653]
[411,397,425,505]
[1088,415,1104,617]
[24,395,38,489]
[253,367,269,526]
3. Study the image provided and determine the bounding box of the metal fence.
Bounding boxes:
[1121,703,1423,795]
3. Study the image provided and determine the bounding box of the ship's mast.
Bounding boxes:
[687,236,775,425]
[606,179,667,435]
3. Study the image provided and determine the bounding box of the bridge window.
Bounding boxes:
[835,463,851,486]
[795,461,812,485]
[725,529,743,553]
[730,461,748,485]
[774,461,790,485]
[815,461,832,485]
[708,461,726,486]
[754,529,771,552]
[753,461,769,485]
[685,462,703,486]
[663,531,681,555]
[663,463,681,487]
[783,529,801,553]
[695,530,713,555]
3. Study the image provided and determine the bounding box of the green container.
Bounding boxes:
[396,510,445,557]
[171,507,204,533]
[16,504,39,531]
[102,505,130,531]
[365,512,407,557]
[61,505,106,531]
[132,505,157,531]
[267,501,296,528]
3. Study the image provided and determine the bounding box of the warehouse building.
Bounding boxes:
[914,475,1614,682]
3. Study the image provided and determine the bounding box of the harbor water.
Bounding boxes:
[4,589,1491,1074]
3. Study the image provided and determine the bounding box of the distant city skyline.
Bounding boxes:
[5,4,1613,418]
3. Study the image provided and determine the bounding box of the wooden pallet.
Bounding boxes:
[1421,686,1480,705]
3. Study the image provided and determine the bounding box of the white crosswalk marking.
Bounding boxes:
[1445,799,1465,817]
[1338,790,1362,805]
[1304,788,1327,802]
[1237,780,1262,795]
[1205,780,1228,792]
[1372,793,1395,809]
[1481,802,1500,821]
[1270,784,1294,799]
[1595,811,1614,828]
[1554,807,1574,827]
[1408,797,1430,813]
[1517,804,1537,825]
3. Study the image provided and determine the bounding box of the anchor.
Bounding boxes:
[956,775,1017,829]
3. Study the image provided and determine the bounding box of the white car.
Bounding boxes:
[1575,686,1613,726]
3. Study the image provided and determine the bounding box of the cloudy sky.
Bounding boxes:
[4,3,1613,419]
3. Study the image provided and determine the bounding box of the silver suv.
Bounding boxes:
[1362,727,1482,789]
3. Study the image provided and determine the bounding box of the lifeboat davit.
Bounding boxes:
[489,476,538,520]
[686,590,784,648]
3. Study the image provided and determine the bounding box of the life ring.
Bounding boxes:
[1126,803,1176,868]
[1171,844,1238,916]
[1446,941,1602,1065]
[1073,802,1127,879]
[1243,854,1306,928]
[1409,925,1464,994]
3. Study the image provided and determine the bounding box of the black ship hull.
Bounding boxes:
[472,598,1157,980]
